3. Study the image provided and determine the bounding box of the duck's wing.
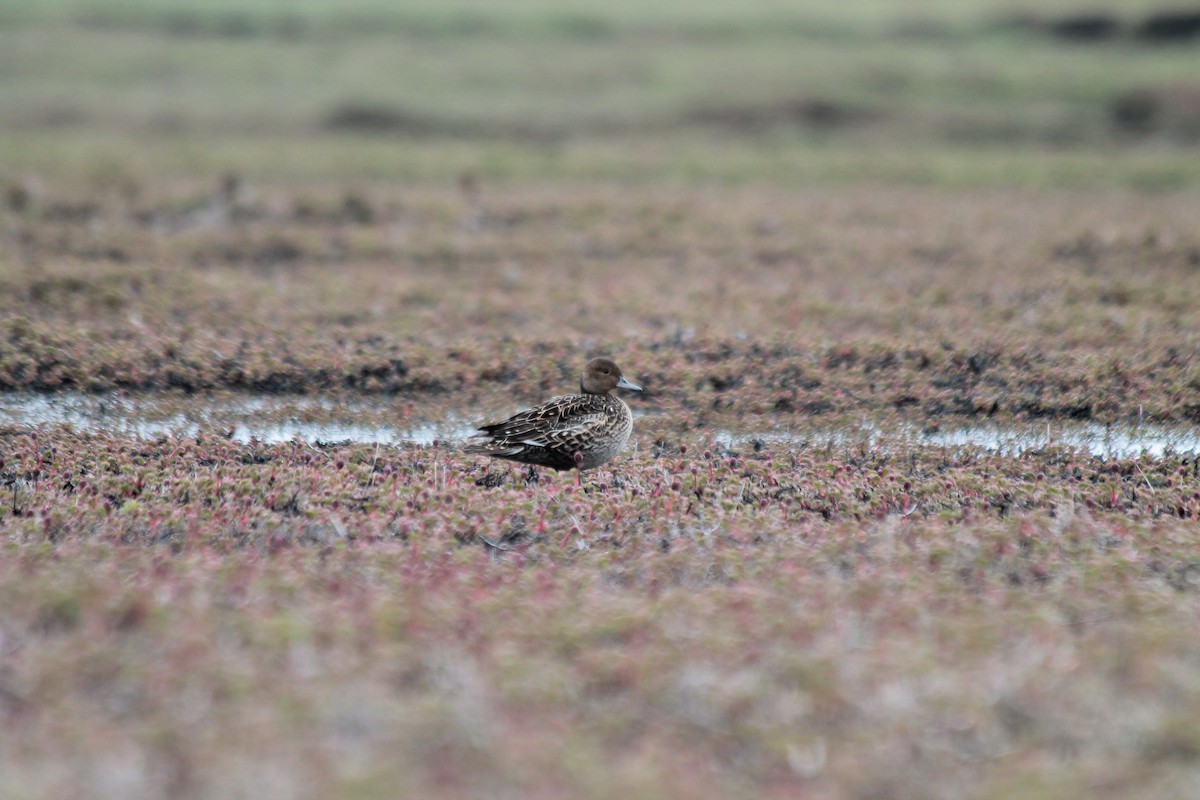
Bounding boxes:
[476,395,607,449]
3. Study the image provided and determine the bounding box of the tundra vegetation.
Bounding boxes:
[2,1,1200,798]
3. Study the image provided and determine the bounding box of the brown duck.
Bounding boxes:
[466,358,642,472]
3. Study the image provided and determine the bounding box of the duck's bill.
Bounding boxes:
[617,376,642,392]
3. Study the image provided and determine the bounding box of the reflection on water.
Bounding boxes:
[714,421,1200,460]
[0,392,473,445]
[2,392,1197,458]
[920,422,1199,459]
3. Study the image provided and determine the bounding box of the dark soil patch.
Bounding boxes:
[1047,13,1122,42]
[1110,84,1200,141]
[322,103,450,135]
[321,102,565,143]
[685,96,879,133]
[1134,10,1200,42]
[1003,8,1200,44]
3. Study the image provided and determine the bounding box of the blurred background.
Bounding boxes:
[2,0,1198,189]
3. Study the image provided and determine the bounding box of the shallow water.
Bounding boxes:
[2,392,1197,458]
[0,392,473,446]
[714,420,1200,460]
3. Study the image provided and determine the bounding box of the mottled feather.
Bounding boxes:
[466,358,641,472]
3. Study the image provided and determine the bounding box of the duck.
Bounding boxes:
[466,357,642,474]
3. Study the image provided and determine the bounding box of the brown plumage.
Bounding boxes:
[465,358,642,471]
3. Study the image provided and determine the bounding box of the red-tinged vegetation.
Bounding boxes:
[2,181,1200,798]
[2,424,1200,797]
[2,509,1200,799]
[2,185,1200,424]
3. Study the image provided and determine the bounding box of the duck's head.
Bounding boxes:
[581,358,642,395]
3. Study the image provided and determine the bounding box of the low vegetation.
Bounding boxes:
[3,425,1200,798]
[2,0,1200,797]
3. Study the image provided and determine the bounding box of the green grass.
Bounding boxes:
[1,0,1197,187]
[4,130,1199,189]
[0,0,1185,33]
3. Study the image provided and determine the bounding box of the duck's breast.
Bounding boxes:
[576,399,633,470]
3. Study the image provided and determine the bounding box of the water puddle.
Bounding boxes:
[715,421,1200,460]
[2,392,1197,458]
[921,422,1199,459]
[0,392,474,445]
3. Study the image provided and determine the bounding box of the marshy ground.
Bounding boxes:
[3,1,1200,798]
